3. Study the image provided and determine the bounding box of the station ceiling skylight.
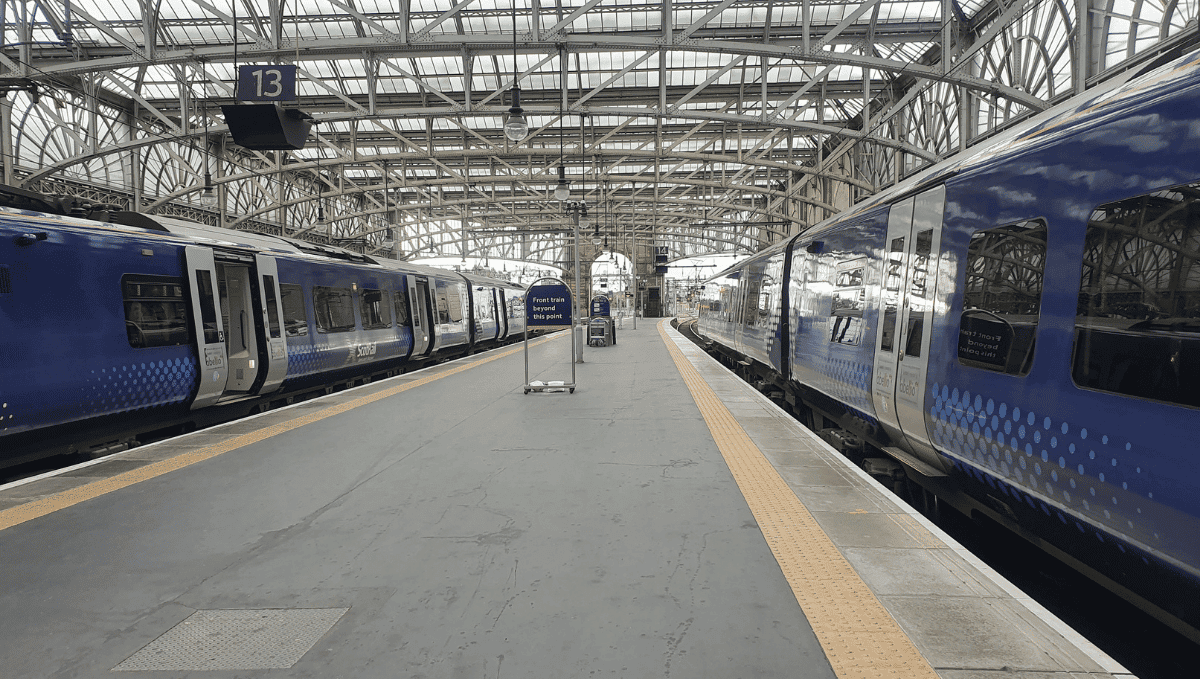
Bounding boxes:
[3,0,1196,264]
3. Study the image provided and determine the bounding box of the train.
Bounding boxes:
[0,187,528,469]
[694,47,1200,641]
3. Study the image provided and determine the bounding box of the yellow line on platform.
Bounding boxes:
[0,334,563,533]
[657,321,937,679]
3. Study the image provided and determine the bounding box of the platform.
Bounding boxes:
[0,320,1131,678]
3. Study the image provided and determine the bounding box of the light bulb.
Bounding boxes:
[199,172,216,206]
[578,215,591,229]
[592,236,602,246]
[554,182,570,201]
[505,87,527,142]
[505,113,527,142]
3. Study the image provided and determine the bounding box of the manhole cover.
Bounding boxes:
[113,608,348,671]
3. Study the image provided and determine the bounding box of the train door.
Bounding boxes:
[215,259,261,392]
[409,276,434,355]
[870,186,946,466]
[254,254,288,393]
[184,246,228,409]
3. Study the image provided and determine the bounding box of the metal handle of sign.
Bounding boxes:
[523,276,577,394]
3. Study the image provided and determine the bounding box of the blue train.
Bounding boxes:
[696,49,1200,640]
[0,193,527,468]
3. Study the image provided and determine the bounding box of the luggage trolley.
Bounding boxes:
[588,294,615,347]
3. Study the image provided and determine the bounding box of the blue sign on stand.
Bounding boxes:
[590,295,610,317]
[523,277,577,394]
[527,284,572,326]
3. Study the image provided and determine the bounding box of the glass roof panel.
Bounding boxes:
[4,0,1173,263]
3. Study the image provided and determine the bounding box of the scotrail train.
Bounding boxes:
[695,48,1200,641]
[0,187,527,469]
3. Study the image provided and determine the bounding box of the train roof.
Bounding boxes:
[0,200,521,287]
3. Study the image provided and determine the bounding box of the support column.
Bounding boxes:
[1074,0,1092,94]
[276,151,285,233]
[1,95,13,185]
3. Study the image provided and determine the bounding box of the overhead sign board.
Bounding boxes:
[237,65,298,102]
[527,283,572,326]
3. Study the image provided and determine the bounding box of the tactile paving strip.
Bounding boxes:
[0,333,563,532]
[113,608,348,671]
[658,321,938,679]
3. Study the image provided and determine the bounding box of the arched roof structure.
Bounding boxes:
[1,1,1196,267]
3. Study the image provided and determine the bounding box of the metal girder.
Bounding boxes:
[9,34,1046,111]
[2,0,1192,268]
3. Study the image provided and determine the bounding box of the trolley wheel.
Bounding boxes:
[523,388,531,394]
[569,387,575,393]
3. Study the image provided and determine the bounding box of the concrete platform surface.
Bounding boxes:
[0,321,1131,679]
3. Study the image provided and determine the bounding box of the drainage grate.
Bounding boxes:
[113,608,348,672]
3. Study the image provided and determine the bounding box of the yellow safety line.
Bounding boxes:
[657,321,938,679]
[0,333,564,532]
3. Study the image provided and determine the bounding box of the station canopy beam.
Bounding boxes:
[2,0,1196,266]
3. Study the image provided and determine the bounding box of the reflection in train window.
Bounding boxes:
[314,286,357,333]
[262,275,282,339]
[193,269,221,344]
[122,274,189,348]
[446,284,465,322]
[393,290,412,328]
[830,259,866,345]
[279,283,308,336]
[958,219,1047,375]
[475,288,495,321]
[879,237,904,352]
[1073,181,1200,408]
[435,290,450,324]
[360,288,392,330]
[740,262,767,328]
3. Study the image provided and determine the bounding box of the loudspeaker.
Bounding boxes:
[221,104,313,150]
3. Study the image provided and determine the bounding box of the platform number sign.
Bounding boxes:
[237,65,297,102]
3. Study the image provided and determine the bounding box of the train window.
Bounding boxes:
[279,283,308,336]
[741,266,763,327]
[193,270,221,344]
[831,259,866,345]
[446,285,465,322]
[435,291,451,324]
[261,275,282,339]
[879,237,905,352]
[313,286,357,333]
[476,290,495,321]
[958,219,1046,375]
[904,229,934,358]
[392,290,412,328]
[359,288,392,330]
[122,274,190,348]
[1073,182,1200,408]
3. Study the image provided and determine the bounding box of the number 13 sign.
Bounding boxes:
[237,65,297,102]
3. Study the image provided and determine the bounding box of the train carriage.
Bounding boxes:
[0,204,527,468]
[696,48,1200,639]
